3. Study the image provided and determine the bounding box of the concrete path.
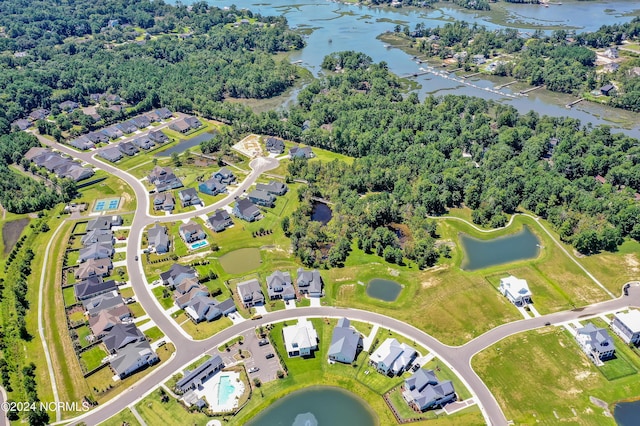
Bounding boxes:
[309,297,321,307]
[528,305,541,318]
[129,405,147,426]
[362,324,379,352]
[254,305,268,315]
[285,300,297,310]
[138,320,156,332]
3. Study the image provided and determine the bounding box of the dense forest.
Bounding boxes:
[400,19,640,110]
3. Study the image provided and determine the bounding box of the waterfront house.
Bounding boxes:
[498,276,532,307]
[233,198,261,222]
[289,146,314,159]
[169,119,191,133]
[256,181,288,196]
[611,310,640,345]
[185,116,202,129]
[236,279,265,308]
[179,221,206,243]
[110,340,158,379]
[147,223,170,254]
[265,137,285,154]
[296,268,323,297]
[328,318,362,364]
[266,270,296,301]
[149,130,169,144]
[133,136,155,150]
[403,369,456,411]
[99,147,123,162]
[117,141,139,156]
[178,188,202,207]
[576,322,615,362]
[369,338,417,376]
[213,167,236,184]
[153,192,175,211]
[148,166,183,192]
[248,189,275,207]
[176,355,224,393]
[199,178,226,196]
[206,209,233,232]
[282,318,319,358]
[600,84,615,96]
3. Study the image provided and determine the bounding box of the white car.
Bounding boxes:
[248,367,259,373]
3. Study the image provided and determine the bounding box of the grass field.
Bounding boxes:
[144,326,165,342]
[80,346,107,372]
[180,315,233,340]
[135,389,211,425]
[473,327,640,425]
[100,408,141,426]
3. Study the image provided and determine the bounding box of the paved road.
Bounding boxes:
[37,136,640,426]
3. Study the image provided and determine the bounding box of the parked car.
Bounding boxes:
[258,339,269,346]
[265,353,275,359]
[248,367,259,373]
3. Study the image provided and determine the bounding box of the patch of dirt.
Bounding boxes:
[421,278,440,289]
[624,254,640,273]
[121,192,132,208]
[387,267,400,277]
[565,387,583,396]
[575,371,593,381]
[2,218,30,254]
[335,277,352,282]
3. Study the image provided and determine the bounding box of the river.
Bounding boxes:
[188,0,640,136]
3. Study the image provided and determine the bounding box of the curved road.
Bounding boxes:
[36,136,640,426]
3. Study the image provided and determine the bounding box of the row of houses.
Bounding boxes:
[160,264,237,323]
[576,309,640,365]
[24,147,95,182]
[236,269,323,308]
[264,136,316,160]
[231,180,288,223]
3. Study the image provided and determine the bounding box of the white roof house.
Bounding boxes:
[369,338,416,376]
[499,276,532,307]
[282,318,318,358]
[611,310,640,345]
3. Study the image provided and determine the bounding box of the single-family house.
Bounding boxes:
[236,279,265,308]
[213,167,236,184]
[69,136,95,150]
[233,198,261,222]
[369,338,417,376]
[604,47,619,59]
[86,131,109,144]
[178,188,202,207]
[185,116,202,129]
[265,137,285,154]
[110,340,158,379]
[176,355,224,393]
[133,136,154,150]
[144,111,159,123]
[199,178,226,196]
[248,189,275,208]
[169,119,192,133]
[282,318,319,358]
[179,221,206,243]
[576,322,615,362]
[75,258,113,280]
[153,192,175,211]
[604,62,620,73]
[87,215,121,231]
[289,146,314,159]
[103,323,145,354]
[11,119,32,131]
[472,54,486,65]
[102,126,124,140]
[160,264,197,288]
[79,242,114,263]
[600,84,615,96]
[23,147,49,162]
[611,310,640,345]
[154,108,173,120]
[148,130,169,144]
[328,318,362,364]
[75,278,118,301]
[99,147,123,162]
[148,166,183,192]
[256,181,288,196]
[29,109,49,121]
[84,291,125,317]
[402,368,456,411]
[147,223,170,254]
[266,270,296,301]
[206,209,233,232]
[174,284,210,310]
[59,100,79,111]
[498,276,532,307]
[81,229,113,246]
[88,305,131,338]
[185,296,223,323]
[117,120,138,134]
[130,115,151,129]
[117,141,139,156]
[296,268,323,297]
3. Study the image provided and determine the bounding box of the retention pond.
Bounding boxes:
[460,225,541,271]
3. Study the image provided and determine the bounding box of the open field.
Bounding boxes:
[100,408,141,426]
[473,327,640,425]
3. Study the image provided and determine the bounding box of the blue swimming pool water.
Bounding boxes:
[190,240,208,250]
[218,375,235,406]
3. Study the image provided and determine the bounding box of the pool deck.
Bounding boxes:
[193,371,244,413]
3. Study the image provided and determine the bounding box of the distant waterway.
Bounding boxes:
[155,132,215,157]
[184,0,640,137]
[460,226,541,271]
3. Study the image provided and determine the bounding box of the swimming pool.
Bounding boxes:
[190,240,209,250]
[93,197,120,212]
[217,375,235,406]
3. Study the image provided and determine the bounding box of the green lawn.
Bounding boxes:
[65,250,79,267]
[152,286,175,309]
[128,302,146,318]
[68,310,85,324]
[120,287,135,299]
[473,327,640,425]
[75,325,94,348]
[100,408,141,426]
[135,389,211,425]
[181,315,233,340]
[80,346,107,372]
[144,326,165,342]
[63,286,77,307]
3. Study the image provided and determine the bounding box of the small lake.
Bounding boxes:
[219,247,261,275]
[246,386,378,426]
[311,202,332,225]
[367,278,402,302]
[614,400,640,426]
[155,131,215,157]
[460,226,540,271]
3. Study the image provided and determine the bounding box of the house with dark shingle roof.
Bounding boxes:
[179,221,206,243]
[154,108,173,120]
[248,189,275,207]
[59,100,79,111]
[87,216,120,231]
[176,355,224,393]
[199,178,226,196]
[206,209,233,232]
[266,271,296,301]
[236,279,265,308]
[148,130,169,144]
[289,146,314,159]
[110,340,158,379]
[576,322,615,362]
[75,278,118,301]
[185,116,202,129]
[86,131,109,144]
[160,264,197,288]
[80,229,113,246]
[84,291,125,317]
[103,323,145,354]
[178,188,202,207]
[600,84,615,96]
[148,166,183,192]
[169,119,191,133]
[29,109,49,121]
[233,198,261,222]
[130,115,151,129]
[118,141,139,156]
[99,147,123,162]
[153,192,175,211]
[133,136,155,150]
[265,137,285,154]
[102,126,124,140]
[256,181,288,196]
[328,318,362,364]
[12,119,32,131]
[75,258,113,280]
[213,167,236,184]
[403,368,456,411]
[69,136,95,150]
[147,223,170,254]
[296,268,323,297]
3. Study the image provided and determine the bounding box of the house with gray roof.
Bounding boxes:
[265,137,285,154]
[236,279,265,308]
[81,229,113,245]
[248,189,275,207]
[29,109,49,121]
[99,147,123,162]
[110,340,158,379]
[118,141,139,156]
[12,119,32,131]
[144,111,159,123]
[153,192,175,211]
[59,100,79,111]
[154,108,173,120]
[179,221,206,243]
[79,242,114,263]
[296,268,323,297]
[133,136,155,150]
[266,271,296,301]
[328,318,362,364]
[69,136,95,150]
[75,278,118,301]
[102,126,124,140]
[175,284,210,310]
[178,188,202,208]
[130,115,151,129]
[576,322,615,362]
[402,369,456,411]
[233,198,261,222]
[185,116,202,129]
[369,338,416,376]
[169,119,192,133]
[184,296,224,323]
[148,166,183,192]
[289,146,314,159]
[213,167,236,184]
[160,264,197,288]
[86,131,109,144]
[148,130,169,144]
[206,209,233,232]
[256,181,288,196]
[147,223,170,254]
[117,120,138,134]
[84,291,125,317]
[199,178,226,196]
[103,323,145,354]
[176,355,224,393]
[75,258,112,280]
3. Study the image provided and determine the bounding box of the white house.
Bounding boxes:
[369,338,416,376]
[499,275,532,307]
[282,318,318,358]
[576,322,615,362]
[328,318,362,364]
[611,310,640,345]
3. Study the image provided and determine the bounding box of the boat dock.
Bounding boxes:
[519,85,544,95]
[566,98,584,109]
[496,81,517,90]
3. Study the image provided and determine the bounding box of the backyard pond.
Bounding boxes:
[310,201,332,225]
[156,131,216,157]
[246,386,378,426]
[367,278,402,302]
[219,247,261,275]
[459,226,541,271]
[614,399,640,426]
